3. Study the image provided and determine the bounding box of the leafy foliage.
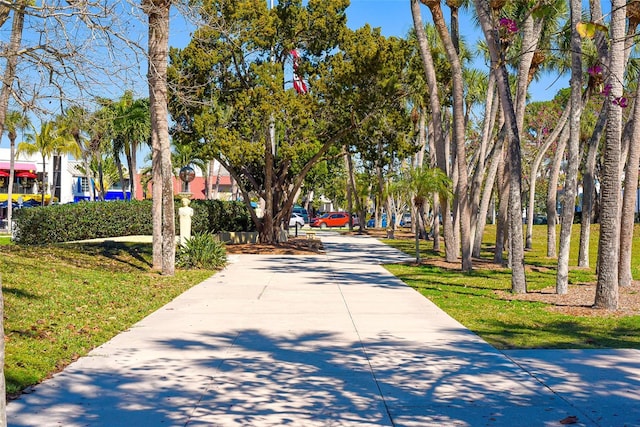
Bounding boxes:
[168,0,411,242]
[176,232,227,269]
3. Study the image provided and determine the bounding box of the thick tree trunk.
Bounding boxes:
[557,0,583,295]
[146,0,175,275]
[595,0,625,310]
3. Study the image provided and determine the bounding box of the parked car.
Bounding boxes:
[401,212,412,226]
[310,212,358,228]
[292,206,309,223]
[366,213,406,228]
[289,212,305,228]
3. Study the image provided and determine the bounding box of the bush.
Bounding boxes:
[13,199,254,245]
[190,199,256,234]
[13,200,153,245]
[176,232,227,269]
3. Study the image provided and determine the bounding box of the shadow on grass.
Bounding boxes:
[61,242,153,271]
[480,318,640,350]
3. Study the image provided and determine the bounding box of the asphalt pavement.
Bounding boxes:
[6,232,640,426]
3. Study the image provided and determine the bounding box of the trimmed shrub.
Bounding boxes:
[176,232,227,269]
[13,199,254,245]
[190,199,256,234]
[13,200,153,245]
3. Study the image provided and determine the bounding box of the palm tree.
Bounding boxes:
[4,110,30,232]
[473,0,527,293]
[143,0,174,275]
[395,166,452,264]
[58,106,95,201]
[75,155,122,200]
[18,121,76,206]
[110,91,151,201]
[421,0,472,272]
[556,0,583,295]
[171,142,207,193]
[410,0,456,263]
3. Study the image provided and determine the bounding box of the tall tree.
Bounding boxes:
[556,0,583,295]
[59,106,95,202]
[18,121,75,206]
[474,0,527,293]
[143,0,174,275]
[421,0,472,271]
[595,0,626,309]
[395,166,452,263]
[170,1,406,244]
[524,99,568,250]
[619,81,640,288]
[410,0,456,261]
[109,92,151,201]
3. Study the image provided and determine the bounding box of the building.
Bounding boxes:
[1,149,240,222]
[0,148,72,205]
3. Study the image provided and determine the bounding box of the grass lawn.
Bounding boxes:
[0,241,215,396]
[382,224,640,350]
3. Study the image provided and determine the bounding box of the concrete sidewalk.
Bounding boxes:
[7,233,640,426]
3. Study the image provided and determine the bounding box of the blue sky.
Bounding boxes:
[2,1,567,150]
[342,1,567,101]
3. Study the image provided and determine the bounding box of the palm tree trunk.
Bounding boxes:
[146,0,175,275]
[474,0,526,293]
[579,103,608,267]
[495,146,508,264]
[557,0,583,295]
[470,73,498,250]
[546,127,568,258]
[595,0,626,310]
[474,130,503,258]
[619,95,640,288]
[0,2,26,235]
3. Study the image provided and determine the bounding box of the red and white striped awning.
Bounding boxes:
[0,162,37,171]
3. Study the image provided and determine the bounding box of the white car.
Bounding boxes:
[289,213,305,228]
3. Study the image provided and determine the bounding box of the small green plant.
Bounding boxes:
[176,232,227,269]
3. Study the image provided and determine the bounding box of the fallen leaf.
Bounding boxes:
[560,415,579,425]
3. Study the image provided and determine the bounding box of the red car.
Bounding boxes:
[310,212,359,228]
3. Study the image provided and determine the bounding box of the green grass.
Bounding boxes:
[384,224,640,350]
[0,242,215,395]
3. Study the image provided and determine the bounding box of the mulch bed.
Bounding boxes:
[225,237,324,255]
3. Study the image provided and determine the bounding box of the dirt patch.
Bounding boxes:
[497,283,640,317]
[225,237,324,255]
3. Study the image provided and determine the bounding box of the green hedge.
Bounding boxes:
[13,199,254,245]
